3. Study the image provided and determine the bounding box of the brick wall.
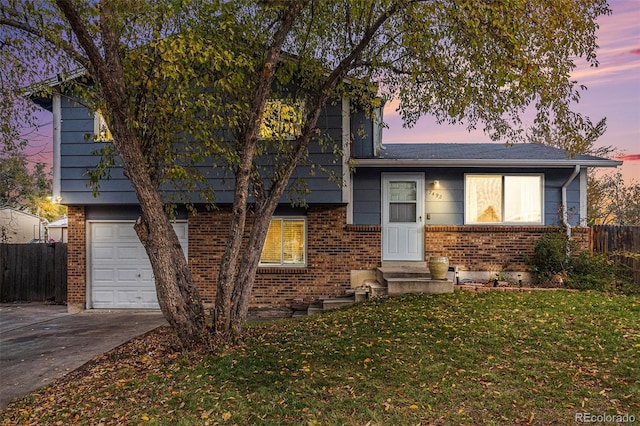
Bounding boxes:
[65,205,592,311]
[66,206,86,311]
[424,225,590,272]
[189,205,381,308]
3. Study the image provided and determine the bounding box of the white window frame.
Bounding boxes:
[93,111,113,142]
[464,174,544,225]
[259,217,307,267]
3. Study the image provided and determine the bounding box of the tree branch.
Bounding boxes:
[0,15,89,68]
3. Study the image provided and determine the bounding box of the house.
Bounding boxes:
[46,216,68,243]
[0,207,48,243]
[32,89,621,313]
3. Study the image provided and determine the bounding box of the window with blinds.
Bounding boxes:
[465,174,542,224]
[258,100,304,140]
[260,218,306,266]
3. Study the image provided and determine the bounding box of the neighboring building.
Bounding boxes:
[32,89,621,312]
[0,207,47,243]
[47,216,68,243]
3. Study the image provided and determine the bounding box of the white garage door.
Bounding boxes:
[90,222,188,309]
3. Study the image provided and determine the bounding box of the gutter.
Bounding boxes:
[350,158,622,168]
[561,165,581,253]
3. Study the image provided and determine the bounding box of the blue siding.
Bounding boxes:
[59,96,345,205]
[352,169,381,224]
[351,110,374,157]
[352,167,583,226]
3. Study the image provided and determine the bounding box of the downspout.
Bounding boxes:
[52,92,62,202]
[561,165,581,254]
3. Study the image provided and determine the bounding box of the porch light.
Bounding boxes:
[432,180,440,188]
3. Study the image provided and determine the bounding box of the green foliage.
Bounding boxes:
[565,251,633,293]
[528,231,636,294]
[527,230,571,281]
[3,292,639,424]
[1,148,44,205]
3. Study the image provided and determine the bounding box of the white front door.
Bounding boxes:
[382,173,424,261]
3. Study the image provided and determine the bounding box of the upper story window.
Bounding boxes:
[93,111,113,142]
[260,217,306,266]
[465,174,543,224]
[258,100,304,140]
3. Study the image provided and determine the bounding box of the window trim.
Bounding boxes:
[464,173,544,225]
[259,216,307,267]
[93,111,113,142]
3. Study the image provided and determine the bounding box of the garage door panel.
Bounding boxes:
[140,290,159,306]
[92,225,116,240]
[93,268,115,282]
[92,290,115,307]
[116,225,138,240]
[93,246,114,260]
[116,268,141,282]
[91,222,187,309]
[115,246,139,262]
[141,269,154,282]
[116,290,140,305]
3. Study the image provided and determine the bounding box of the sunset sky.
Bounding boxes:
[26,1,639,183]
[383,1,640,183]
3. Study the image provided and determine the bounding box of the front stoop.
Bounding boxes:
[377,262,454,295]
[386,278,453,295]
[305,262,454,316]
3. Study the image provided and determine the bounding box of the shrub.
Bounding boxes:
[528,232,635,294]
[565,252,615,291]
[527,231,570,283]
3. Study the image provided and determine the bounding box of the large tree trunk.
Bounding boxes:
[120,135,207,350]
[56,0,207,349]
[212,1,306,338]
[134,208,207,349]
[229,204,278,336]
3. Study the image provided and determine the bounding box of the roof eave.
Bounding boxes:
[350,159,623,168]
[25,68,87,111]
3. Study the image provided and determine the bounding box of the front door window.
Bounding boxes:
[389,181,417,222]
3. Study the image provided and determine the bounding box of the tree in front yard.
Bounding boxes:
[0,0,610,349]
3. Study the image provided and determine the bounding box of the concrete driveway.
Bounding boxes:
[0,302,167,410]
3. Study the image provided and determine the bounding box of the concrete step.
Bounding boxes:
[323,295,355,311]
[363,279,388,297]
[386,278,454,295]
[376,262,431,285]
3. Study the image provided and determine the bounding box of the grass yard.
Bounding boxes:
[2,290,639,425]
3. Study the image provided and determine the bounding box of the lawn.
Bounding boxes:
[2,290,639,425]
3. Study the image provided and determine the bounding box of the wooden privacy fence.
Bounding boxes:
[0,243,67,303]
[590,225,640,287]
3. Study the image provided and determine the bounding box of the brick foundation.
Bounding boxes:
[424,225,590,272]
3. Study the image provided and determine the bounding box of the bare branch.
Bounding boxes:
[0,15,89,68]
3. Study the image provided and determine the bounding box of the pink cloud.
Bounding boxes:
[616,154,640,161]
[630,49,640,56]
